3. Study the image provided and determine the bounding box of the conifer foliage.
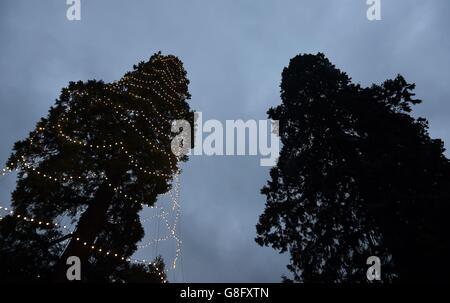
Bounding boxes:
[256,53,450,282]
[0,52,193,282]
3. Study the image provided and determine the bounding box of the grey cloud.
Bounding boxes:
[1,0,449,282]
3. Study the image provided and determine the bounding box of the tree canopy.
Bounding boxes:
[256,53,450,282]
[0,52,193,282]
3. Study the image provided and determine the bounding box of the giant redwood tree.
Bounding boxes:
[256,53,450,282]
[0,52,193,282]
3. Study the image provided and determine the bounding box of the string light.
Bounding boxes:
[108,82,186,118]
[1,166,18,176]
[8,139,179,278]
[0,204,73,233]
[136,173,182,269]
[22,114,181,269]
[139,60,184,91]
[53,120,177,170]
[56,126,123,150]
[0,56,187,281]
[160,61,178,84]
[0,204,167,282]
[19,155,88,183]
[12,154,181,271]
[50,96,169,154]
[121,76,180,103]
[30,114,178,178]
[132,71,181,97]
[94,96,171,139]
[119,76,184,114]
[104,84,172,125]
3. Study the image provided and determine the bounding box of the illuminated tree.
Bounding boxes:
[0,52,193,282]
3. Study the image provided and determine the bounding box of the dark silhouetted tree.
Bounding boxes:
[256,53,450,282]
[0,52,193,282]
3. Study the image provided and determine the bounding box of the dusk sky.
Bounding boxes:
[1,0,449,282]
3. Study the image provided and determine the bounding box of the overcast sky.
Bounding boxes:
[1,0,449,282]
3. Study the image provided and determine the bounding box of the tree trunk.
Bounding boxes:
[51,182,116,282]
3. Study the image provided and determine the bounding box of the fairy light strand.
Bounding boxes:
[0,57,186,281]
[0,204,167,282]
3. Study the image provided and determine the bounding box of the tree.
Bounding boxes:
[0,52,193,282]
[256,53,450,282]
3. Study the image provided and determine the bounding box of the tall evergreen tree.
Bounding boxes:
[0,52,193,282]
[256,53,450,282]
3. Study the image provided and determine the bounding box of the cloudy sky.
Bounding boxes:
[0,0,449,282]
